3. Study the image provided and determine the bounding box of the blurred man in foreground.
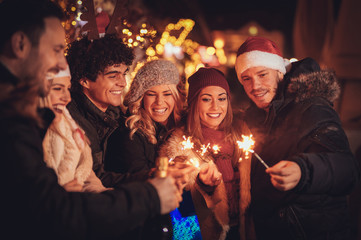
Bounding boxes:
[0,0,181,239]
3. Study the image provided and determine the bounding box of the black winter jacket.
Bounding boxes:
[104,120,172,240]
[0,64,161,240]
[243,58,360,240]
[105,120,168,174]
[67,92,149,187]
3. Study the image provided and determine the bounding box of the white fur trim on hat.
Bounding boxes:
[235,50,287,76]
[54,65,71,78]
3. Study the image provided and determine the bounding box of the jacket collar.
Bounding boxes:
[0,62,19,85]
[70,91,121,128]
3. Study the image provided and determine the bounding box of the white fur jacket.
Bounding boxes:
[42,108,92,186]
[158,127,252,240]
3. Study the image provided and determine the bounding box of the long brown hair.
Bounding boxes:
[186,92,242,166]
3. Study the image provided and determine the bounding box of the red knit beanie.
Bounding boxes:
[187,67,230,104]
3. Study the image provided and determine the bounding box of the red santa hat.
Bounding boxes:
[235,36,289,76]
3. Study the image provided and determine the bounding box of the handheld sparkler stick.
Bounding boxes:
[237,134,270,169]
[250,150,269,169]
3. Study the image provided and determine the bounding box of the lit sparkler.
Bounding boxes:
[212,145,221,154]
[199,143,210,156]
[237,134,269,169]
[180,135,216,168]
[181,136,194,150]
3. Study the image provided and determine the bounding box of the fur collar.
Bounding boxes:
[287,69,340,103]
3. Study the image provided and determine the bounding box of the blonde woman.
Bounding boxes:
[42,66,108,192]
[105,59,185,174]
[105,59,193,239]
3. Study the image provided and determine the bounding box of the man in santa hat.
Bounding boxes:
[234,36,360,240]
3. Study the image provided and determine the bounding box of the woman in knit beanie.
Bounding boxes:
[105,59,185,173]
[104,59,194,240]
[158,67,254,240]
[41,65,109,193]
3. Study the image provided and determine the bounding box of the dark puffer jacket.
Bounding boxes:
[104,120,168,174]
[67,92,150,188]
[242,58,360,240]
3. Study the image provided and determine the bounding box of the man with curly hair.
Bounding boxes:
[66,34,140,187]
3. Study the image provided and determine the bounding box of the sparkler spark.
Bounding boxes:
[181,136,194,150]
[199,143,210,156]
[212,145,221,154]
[237,134,269,169]
[188,158,200,169]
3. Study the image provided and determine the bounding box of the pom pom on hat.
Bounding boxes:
[187,67,230,104]
[235,36,288,76]
[124,59,180,106]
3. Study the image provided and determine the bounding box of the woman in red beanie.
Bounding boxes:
[159,67,254,240]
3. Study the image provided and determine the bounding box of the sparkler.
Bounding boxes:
[199,143,210,156]
[179,136,201,168]
[237,134,269,169]
[181,136,194,150]
[179,135,220,168]
[211,145,221,154]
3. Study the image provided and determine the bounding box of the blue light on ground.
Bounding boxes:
[170,208,202,240]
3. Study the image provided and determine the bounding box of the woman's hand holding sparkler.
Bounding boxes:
[168,156,197,190]
[198,162,222,187]
[266,160,301,191]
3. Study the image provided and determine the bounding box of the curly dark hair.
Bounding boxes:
[66,34,135,93]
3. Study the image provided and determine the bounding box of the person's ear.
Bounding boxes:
[277,71,284,82]
[236,73,244,85]
[80,78,90,89]
[11,31,30,59]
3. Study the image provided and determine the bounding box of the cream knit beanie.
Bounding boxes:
[124,59,180,106]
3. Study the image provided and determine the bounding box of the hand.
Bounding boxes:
[63,178,83,192]
[148,176,182,215]
[82,170,112,193]
[266,160,301,191]
[168,161,197,190]
[198,162,222,187]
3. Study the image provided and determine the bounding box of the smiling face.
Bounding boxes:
[23,17,67,97]
[48,76,71,119]
[197,86,228,130]
[143,84,176,125]
[81,63,129,112]
[239,66,284,110]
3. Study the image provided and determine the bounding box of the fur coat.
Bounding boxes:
[158,125,252,240]
[43,108,92,186]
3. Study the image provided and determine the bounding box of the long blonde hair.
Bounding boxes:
[126,84,184,144]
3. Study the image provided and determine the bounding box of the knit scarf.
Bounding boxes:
[201,126,240,223]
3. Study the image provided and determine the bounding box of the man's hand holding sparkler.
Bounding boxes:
[266,160,301,191]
